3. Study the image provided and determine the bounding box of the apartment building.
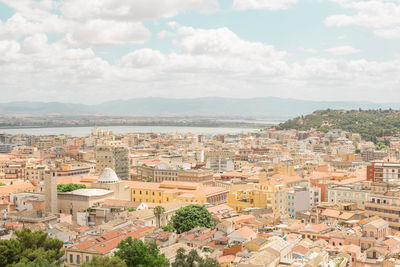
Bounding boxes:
[365,182,400,230]
[136,166,213,184]
[206,157,234,172]
[367,162,400,182]
[227,183,287,216]
[96,144,130,180]
[286,186,311,218]
[328,183,370,209]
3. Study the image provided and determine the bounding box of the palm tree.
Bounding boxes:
[153,206,165,228]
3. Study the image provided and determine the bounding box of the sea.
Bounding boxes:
[0,125,264,137]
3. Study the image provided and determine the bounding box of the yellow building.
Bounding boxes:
[126,180,228,206]
[227,183,287,216]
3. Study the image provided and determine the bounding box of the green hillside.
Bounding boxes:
[277,109,400,142]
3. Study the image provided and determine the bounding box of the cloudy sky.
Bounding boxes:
[0,0,400,104]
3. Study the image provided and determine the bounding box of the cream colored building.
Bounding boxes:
[96,144,130,180]
[328,183,369,209]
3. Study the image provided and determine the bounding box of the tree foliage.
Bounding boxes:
[57,183,86,192]
[0,228,63,267]
[82,256,126,267]
[171,205,214,234]
[114,237,169,267]
[277,109,400,142]
[172,248,220,267]
[161,225,175,232]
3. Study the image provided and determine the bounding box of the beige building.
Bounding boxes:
[96,144,130,180]
[57,188,114,219]
[328,183,369,209]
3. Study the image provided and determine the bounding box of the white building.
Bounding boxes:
[328,183,369,209]
[286,186,310,218]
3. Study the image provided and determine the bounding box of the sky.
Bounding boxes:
[0,0,400,104]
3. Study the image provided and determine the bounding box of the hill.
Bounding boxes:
[277,109,400,141]
[1,97,400,117]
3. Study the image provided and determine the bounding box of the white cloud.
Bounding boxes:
[65,19,151,46]
[1,1,400,103]
[1,24,400,103]
[232,0,297,10]
[177,27,287,60]
[60,0,219,21]
[325,0,400,38]
[0,0,217,46]
[326,45,360,56]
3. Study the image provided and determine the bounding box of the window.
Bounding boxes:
[140,191,142,195]
[77,255,80,264]
[86,256,90,262]
[69,254,73,263]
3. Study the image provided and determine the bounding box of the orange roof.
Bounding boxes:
[321,208,354,220]
[230,226,256,239]
[272,174,304,183]
[226,215,256,225]
[219,254,235,263]
[292,245,308,255]
[301,224,330,233]
[0,180,36,197]
[207,204,235,214]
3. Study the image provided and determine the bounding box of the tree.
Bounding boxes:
[57,183,86,192]
[114,237,169,267]
[171,205,214,234]
[82,256,126,267]
[172,248,220,267]
[153,206,165,228]
[161,225,175,232]
[15,258,58,267]
[0,228,63,266]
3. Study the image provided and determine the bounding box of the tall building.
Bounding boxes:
[286,186,311,219]
[367,162,400,182]
[44,170,58,214]
[96,145,130,180]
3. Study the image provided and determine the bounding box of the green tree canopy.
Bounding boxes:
[114,237,169,267]
[82,256,127,267]
[277,109,400,142]
[172,248,220,267]
[57,183,86,192]
[171,204,214,234]
[160,225,175,232]
[0,228,63,267]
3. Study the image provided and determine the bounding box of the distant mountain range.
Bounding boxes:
[0,97,399,118]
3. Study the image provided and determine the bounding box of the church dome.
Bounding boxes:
[98,168,119,184]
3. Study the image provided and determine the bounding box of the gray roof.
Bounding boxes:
[68,188,113,197]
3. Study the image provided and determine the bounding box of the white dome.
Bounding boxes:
[98,168,119,184]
